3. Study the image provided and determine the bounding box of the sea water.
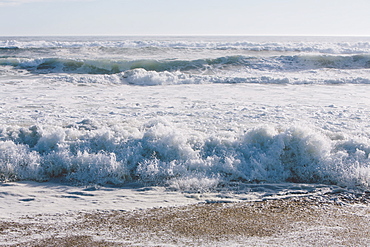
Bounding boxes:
[1,36,370,195]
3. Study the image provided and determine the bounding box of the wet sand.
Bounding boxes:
[1,196,369,246]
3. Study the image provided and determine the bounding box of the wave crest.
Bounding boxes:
[2,38,370,54]
[3,55,370,74]
[2,55,370,86]
[1,121,369,190]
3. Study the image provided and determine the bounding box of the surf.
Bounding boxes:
[1,120,369,191]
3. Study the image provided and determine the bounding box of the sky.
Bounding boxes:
[1,0,370,36]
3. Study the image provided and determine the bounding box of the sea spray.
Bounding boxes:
[1,120,369,190]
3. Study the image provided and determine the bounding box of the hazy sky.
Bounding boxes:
[1,0,370,36]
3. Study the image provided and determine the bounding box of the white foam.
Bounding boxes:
[2,37,370,54]
[45,67,370,86]
[1,117,369,190]
[0,180,349,219]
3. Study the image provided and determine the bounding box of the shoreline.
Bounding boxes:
[1,196,369,246]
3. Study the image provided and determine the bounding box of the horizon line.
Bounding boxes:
[2,34,370,37]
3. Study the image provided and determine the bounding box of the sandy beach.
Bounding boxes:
[1,193,369,246]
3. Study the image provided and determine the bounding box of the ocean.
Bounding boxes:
[1,35,370,199]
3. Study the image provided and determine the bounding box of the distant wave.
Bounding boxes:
[50,68,370,86]
[1,120,369,190]
[2,39,370,54]
[0,56,248,74]
[2,54,370,74]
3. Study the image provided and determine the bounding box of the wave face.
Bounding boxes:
[1,120,369,191]
[2,55,370,73]
[3,55,370,85]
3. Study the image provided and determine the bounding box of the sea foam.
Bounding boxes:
[3,54,370,86]
[1,120,369,191]
[2,38,370,54]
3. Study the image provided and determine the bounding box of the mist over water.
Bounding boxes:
[1,36,370,192]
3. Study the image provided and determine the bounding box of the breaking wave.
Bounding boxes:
[2,38,370,54]
[49,68,370,86]
[1,119,369,191]
[2,55,370,74]
[0,56,247,74]
[2,55,370,85]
